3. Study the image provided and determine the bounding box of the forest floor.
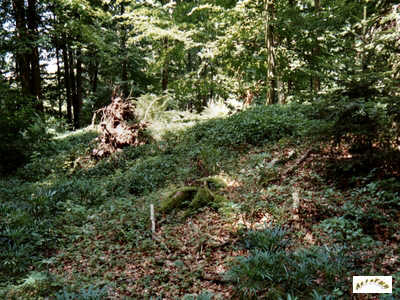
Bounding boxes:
[1,105,399,299]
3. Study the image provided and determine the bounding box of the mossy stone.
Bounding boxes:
[161,185,228,215]
[213,194,227,204]
[160,187,198,212]
[211,194,228,209]
[190,188,214,209]
[198,177,227,191]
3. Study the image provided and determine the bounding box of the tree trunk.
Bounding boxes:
[74,49,83,129]
[62,42,72,124]
[12,0,30,95]
[162,37,169,91]
[265,0,276,105]
[362,5,367,71]
[68,48,78,129]
[56,44,62,118]
[27,0,42,109]
[121,59,128,96]
[120,3,129,97]
[278,77,286,104]
[312,0,321,92]
[287,0,295,99]
[90,59,99,94]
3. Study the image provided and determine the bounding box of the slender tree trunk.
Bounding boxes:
[62,41,72,124]
[162,37,169,91]
[265,0,276,105]
[56,45,62,118]
[12,0,30,95]
[362,5,367,71]
[278,77,286,104]
[27,0,42,109]
[121,59,128,96]
[90,59,99,94]
[287,0,295,99]
[74,49,83,129]
[312,0,321,92]
[120,3,129,97]
[68,48,78,129]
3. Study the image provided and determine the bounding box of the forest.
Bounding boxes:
[1,0,400,299]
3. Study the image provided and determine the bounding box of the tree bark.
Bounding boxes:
[90,58,99,94]
[12,0,42,110]
[162,37,169,91]
[12,0,30,95]
[265,0,276,105]
[277,77,285,104]
[74,49,83,129]
[312,0,321,92]
[56,44,62,118]
[68,48,78,129]
[62,41,72,124]
[120,3,129,97]
[27,0,42,109]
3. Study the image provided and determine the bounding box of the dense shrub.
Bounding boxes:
[0,179,58,278]
[303,80,400,171]
[0,82,52,175]
[180,103,317,150]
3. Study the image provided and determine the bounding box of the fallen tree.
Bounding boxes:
[92,92,149,158]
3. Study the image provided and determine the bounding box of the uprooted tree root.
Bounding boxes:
[91,93,149,158]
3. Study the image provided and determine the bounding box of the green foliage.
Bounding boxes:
[135,93,174,122]
[226,227,350,299]
[318,216,375,248]
[243,227,290,252]
[2,0,400,298]
[318,176,400,245]
[309,93,399,156]
[0,180,59,277]
[0,83,52,174]
[0,271,63,299]
[108,154,178,196]
[55,285,108,300]
[182,291,216,300]
[182,103,316,149]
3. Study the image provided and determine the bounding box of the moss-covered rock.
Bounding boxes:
[213,194,227,204]
[190,188,214,209]
[160,187,198,212]
[161,185,228,215]
[197,176,227,191]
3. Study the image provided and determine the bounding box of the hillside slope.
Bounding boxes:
[1,105,399,299]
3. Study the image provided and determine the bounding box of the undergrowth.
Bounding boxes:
[226,227,350,299]
[1,102,399,298]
